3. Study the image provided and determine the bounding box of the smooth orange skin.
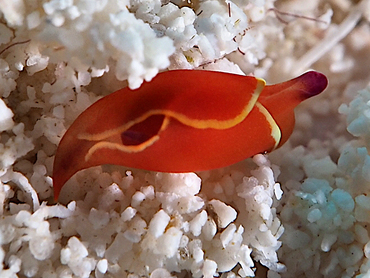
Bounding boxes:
[53,70,328,199]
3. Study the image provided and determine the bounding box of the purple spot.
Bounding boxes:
[299,71,328,99]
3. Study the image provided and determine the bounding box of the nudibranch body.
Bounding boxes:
[53,70,328,199]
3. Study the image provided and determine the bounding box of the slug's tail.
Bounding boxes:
[259,71,328,148]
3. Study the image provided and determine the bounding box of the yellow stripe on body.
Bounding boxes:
[78,78,266,142]
[84,116,171,161]
[254,102,281,149]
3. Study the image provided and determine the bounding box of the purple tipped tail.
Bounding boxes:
[298,71,328,99]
